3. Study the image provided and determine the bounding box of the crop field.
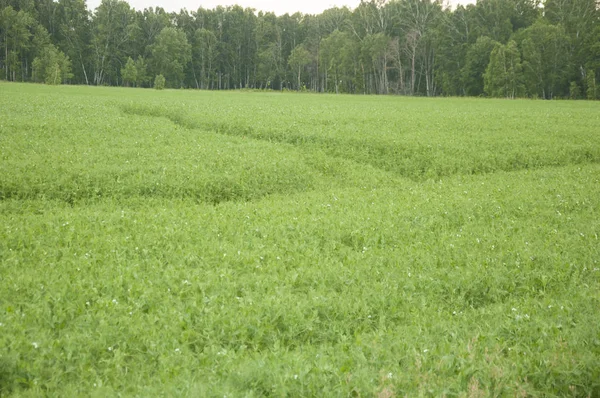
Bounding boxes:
[1,82,600,396]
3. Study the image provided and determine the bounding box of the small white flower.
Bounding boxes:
[175,348,180,353]
[108,346,113,351]
[423,349,429,353]
[32,342,39,349]
[294,374,298,380]
[387,372,393,379]
[112,299,118,305]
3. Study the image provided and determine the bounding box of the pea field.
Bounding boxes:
[1,82,599,396]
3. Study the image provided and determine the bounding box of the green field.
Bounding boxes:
[1,83,600,396]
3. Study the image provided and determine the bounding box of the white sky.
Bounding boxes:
[87,0,475,16]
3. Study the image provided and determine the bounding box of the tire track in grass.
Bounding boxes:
[118,103,408,186]
[120,103,600,181]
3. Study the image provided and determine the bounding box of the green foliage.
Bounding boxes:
[121,57,137,87]
[0,6,35,81]
[91,0,136,86]
[134,57,150,87]
[517,21,570,99]
[0,84,600,396]
[570,81,581,99]
[587,70,597,100]
[192,28,218,89]
[150,27,191,88]
[154,74,165,90]
[0,0,599,98]
[32,44,73,85]
[1,83,600,396]
[288,45,311,90]
[320,30,360,94]
[462,36,498,96]
[484,40,524,98]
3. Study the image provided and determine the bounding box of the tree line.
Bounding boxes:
[1,0,598,98]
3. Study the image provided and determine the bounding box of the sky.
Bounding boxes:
[87,0,476,16]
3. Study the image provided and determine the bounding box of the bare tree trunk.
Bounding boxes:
[411,44,417,95]
[81,61,89,85]
[5,38,8,81]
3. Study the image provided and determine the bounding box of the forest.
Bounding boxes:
[0,0,598,98]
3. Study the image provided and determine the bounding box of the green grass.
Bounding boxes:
[1,82,599,397]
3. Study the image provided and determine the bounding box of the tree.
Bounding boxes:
[150,27,191,88]
[394,0,442,96]
[585,69,596,99]
[484,40,523,98]
[460,36,498,96]
[121,55,136,86]
[544,0,598,90]
[469,0,529,43]
[32,43,73,84]
[0,0,596,97]
[91,0,136,85]
[433,7,472,96]
[288,44,310,90]
[517,21,569,98]
[55,0,92,85]
[134,56,149,87]
[321,30,357,94]
[360,32,391,94]
[1,6,34,81]
[192,27,217,89]
[255,12,284,90]
[154,73,165,89]
[569,81,580,98]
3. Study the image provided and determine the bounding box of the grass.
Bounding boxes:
[1,82,599,396]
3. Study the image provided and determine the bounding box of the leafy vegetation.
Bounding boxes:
[0,0,599,98]
[1,82,600,396]
[153,74,165,90]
